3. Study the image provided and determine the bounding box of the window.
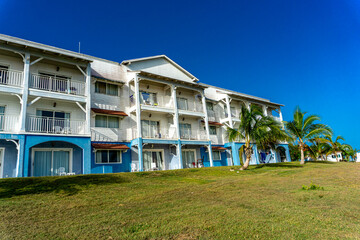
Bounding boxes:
[225,106,236,117]
[141,120,160,138]
[95,150,122,163]
[206,102,214,111]
[95,81,119,96]
[95,115,120,128]
[212,151,221,160]
[180,123,191,138]
[140,91,158,106]
[177,98,188,110]
[209,126,217,135]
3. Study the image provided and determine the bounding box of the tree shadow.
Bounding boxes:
[0,174,129,199]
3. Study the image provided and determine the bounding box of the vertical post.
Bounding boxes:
[177,140,183,169]
[225,95,233,128]
[134,74,142,138]
[85,63,91,135]
[19,53,30,132]
[263,105,268,116]
[279,108,283,121]
[134,74,143,171]
[201,92,213,167]
[172,85,180,140]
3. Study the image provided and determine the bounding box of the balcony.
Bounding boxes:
[180,130,208,141]
[178,100,204,117]
[208,110,217,122]
[0,69,23,87]
[26,116,86,135]
[30,74,85,96]
[142,127,177,140]
[0,115,18,132]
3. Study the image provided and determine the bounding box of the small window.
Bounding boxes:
[177,98,188,110]
[209,126,217,135]
[212,151,221,160]
[95,150,122,163]
[95,81,119,96]
[206,102,214,111]
[95,115,120,128]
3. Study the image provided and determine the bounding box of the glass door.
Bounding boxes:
[182,150,196,168]
[143,150,164,171]
[0,106,5,131]
[33,149,71,176]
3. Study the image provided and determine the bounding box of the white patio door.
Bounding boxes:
[33,149,71,177]
[182,150,196,168]
[143,150,164,171]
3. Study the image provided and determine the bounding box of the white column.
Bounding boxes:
[134,74,142,138]
[225,95,233,128]
[201,92,213,167]
[263,105,268,116]
[85,63,91,134]
[279,108,283,122]
[19,53,30,132]
[172,85,180,139]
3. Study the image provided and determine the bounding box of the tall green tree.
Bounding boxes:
[307,138,330,161]
[320,135,351,162]
[284,106,332,165]
[227,104,288,170]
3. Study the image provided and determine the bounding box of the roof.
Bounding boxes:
[122,55,199,82]
[138,71,206,89]
[91,108,128,117]
[0,34,93,62]
[92,143,129,150]
[212,146,227,150]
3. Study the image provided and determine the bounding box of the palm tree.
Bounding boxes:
[284,106,332,165]
[320,135,351,162]
[307,138,330,161]
[227,104,288,170]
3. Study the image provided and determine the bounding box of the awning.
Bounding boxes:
[92,143,129,150]
[201,120,223,126]
[91,108,128,117]
[212,146,227,151]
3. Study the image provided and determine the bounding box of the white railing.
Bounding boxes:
[180,130,208,141]
[178,100,203,113]
[0,69,23,87]
[207,110,217,121]
[142,127,177,140]
[30,74,85,96]
[140,95,174,109]
[26,116,86,135]
[0,115,19,132]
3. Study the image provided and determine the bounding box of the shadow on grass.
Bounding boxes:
[0,174,129,199]
[254,163,304,169]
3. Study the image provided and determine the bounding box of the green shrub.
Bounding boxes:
[302,181,324,190]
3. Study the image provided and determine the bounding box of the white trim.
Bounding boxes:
[31,148,73,177]
[212,150,221,161]
[0,147,5,178]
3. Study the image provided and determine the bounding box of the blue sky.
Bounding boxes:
[1,0,360,147]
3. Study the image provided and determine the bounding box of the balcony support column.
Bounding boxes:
[19,53,30,132]
[172,85,182,169]
[134,74,142,139]
[279,108,283,122]
[85,63,91,135]
[201,92,213,167]
[263,105,268,116]
[225,95,233,128]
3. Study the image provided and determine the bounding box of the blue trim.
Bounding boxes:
[143,138,178,144]
[138,138,143,171]
[178,139,183,169]
[200,145,228,167]
[180,140,210,145]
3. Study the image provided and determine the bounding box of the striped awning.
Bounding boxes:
[91,108,128,117]
[92,143,129,150]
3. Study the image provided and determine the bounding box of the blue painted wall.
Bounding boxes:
[0,139,18,178]
[201,146,228,167]
[91,142,132,174]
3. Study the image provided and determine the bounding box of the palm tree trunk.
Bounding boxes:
[240,147,252,170]
[300,146,305,165]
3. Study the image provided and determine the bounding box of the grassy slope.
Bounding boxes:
[1,162,360,239]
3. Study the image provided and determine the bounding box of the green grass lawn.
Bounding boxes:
[1,162,360,239]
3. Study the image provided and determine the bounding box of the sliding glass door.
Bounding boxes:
[182,150,196,168]
[33,149,71,177]
[143,150,164,171]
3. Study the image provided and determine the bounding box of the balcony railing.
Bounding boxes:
[142,127,177,139]
[26,116,86,135]
[178,101,203,113]
[207,110,217,121]
[180,130,208,141]
[0,115,18,132]
[0,69,23,87]
[30,74,85,96]
[140,96,173,109]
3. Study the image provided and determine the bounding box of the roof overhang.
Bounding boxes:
[212,146,227,151]
[91,108,128,117]
[92,143,130,150]
[91,75,125,85]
